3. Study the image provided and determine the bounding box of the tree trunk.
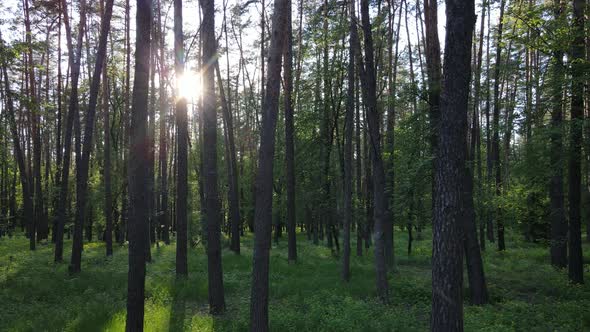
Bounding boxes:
[491,0,506,251]
[472,0,486,252]
[431,1,475,330]
[342,0,356,282]
[549,1,566,266]
[157,0,169,245]
[174,0,188,277]
[355,0,390,303]
[104,44,113,256]
[24,0,42,249]
[424,0,441,264]
[200,0,226,313]
[249,0,288,328]
[55,0,87,263]
[70,0,114,274]
[283,0,297,263]
[125,0,152,329]
[568,0,584,284]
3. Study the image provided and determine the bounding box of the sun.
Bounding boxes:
[178,71,201,101]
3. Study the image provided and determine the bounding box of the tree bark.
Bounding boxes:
[175,0,188,277]
[548,0,566,267]
[157,0,169,245]
[200,0,226,313]
[70,0,115,274]
[125,0,152,329]
[568,0,585,284]
[473,0,486,251]
[103,11,113,256]
[55,0,87,263]
[355,0,390,303]
[491,0,506,251]
[23,0,41,249]
[431,1,475,330]
[283,0,297,263]
[249,0,289,328]
[342,0,356,282]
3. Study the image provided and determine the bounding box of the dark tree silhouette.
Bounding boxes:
[431,0,475,330]
[125,0,152,329]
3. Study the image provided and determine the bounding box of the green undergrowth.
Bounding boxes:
[0,229,589,331]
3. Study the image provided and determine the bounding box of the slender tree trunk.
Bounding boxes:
[321,0,333,251]
[462,0,488,306]
[342,0,356,282]
[491,0,506,251]
[55,0,87,263]
[53,1,63,243]
[23,0,39,250]
[473,0,486,251]
[424,0,441,261]
[431,1,475,330]
[157,0,169,245]
[549,19,567,266]
[125,0,152,329]
[355,70,363,256]
[249,0,289,328]
[484,0,494,244]
[121,0,132,245]
[354,0,390,303]
[103,11,113,256]
[174,0,188,277]
[70,0,114,274]
[283,0,297,263]
[463,149,489,305]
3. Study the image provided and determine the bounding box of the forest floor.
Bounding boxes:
[1,229,589,331]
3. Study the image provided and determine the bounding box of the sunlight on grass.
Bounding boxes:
[0,230,589,331]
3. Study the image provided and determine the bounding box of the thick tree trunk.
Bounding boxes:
[568,0,584,284]
[200,0,226,313]
[249,0,288,328]
[431,1,475,330]
[125,0,152,329]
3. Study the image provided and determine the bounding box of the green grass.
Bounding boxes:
[0,229,589,331]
